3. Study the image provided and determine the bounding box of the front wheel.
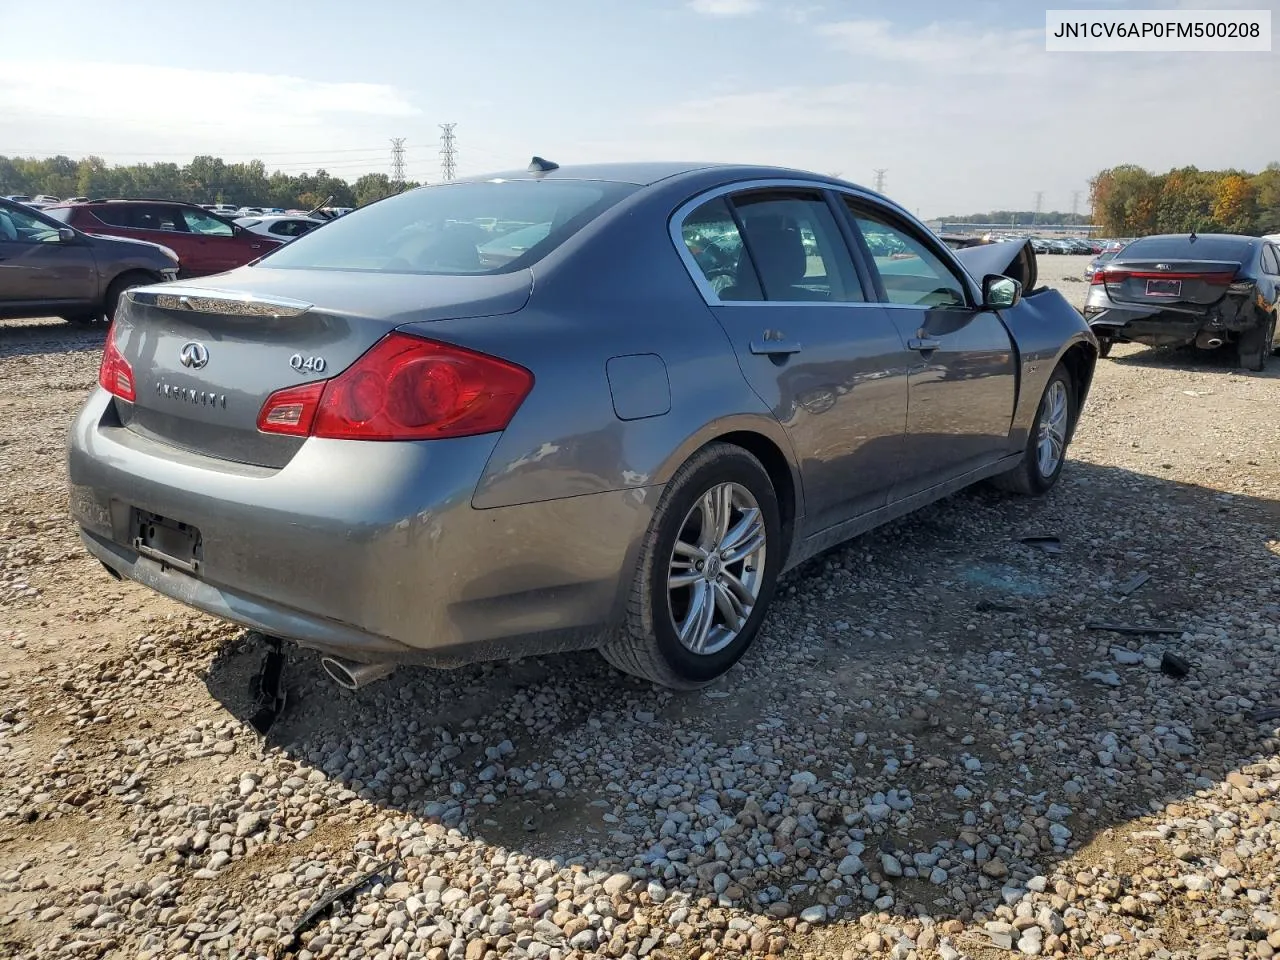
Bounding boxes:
[991,364,1076,496]
[600,443,782,689]
[104,273,153,323]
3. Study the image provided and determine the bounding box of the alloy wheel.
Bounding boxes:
[1036,379,1069,477]
[666,482,767,656]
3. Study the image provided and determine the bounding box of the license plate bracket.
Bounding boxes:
[131,508,203,574]
[1145,278,1181,297]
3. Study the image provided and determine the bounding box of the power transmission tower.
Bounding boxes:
[438,123,457,182]
[1070,190,1081,218]
[390,138,406,186]
[1033,190,1044,225]
[873,168,887,193]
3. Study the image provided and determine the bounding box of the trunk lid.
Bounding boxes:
[110,267,532,468]
[1101,258,1241,311]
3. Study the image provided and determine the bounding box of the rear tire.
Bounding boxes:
[104,273,154,323]
[991,364,1076,496]
[599,442,782,689]
[1236,316,1275,372]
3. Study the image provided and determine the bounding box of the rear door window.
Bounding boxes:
[678,196,761,301]
[729,191,864,302]
[182,208,235,236]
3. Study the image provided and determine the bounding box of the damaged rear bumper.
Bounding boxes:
[1085,306,1259,348]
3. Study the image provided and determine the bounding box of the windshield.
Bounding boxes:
[0,202,67,242]
[258,179,638,276]
[1121,236,1253,262]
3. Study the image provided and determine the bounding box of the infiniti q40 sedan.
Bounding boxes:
[68,161,1098,690]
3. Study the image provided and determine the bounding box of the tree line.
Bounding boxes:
[0,154,422,210]
[1089,163,1280,238]
[937,211,1092,226]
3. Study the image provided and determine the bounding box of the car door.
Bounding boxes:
[840,198,1018,499]
[180,206,266,274]
[676,186,913,533]
[0,202,96,309]
[107,202,199,270]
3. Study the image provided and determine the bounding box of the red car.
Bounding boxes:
[45,199,283,278]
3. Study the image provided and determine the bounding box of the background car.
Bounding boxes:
[0,196,179,324]
[68,161,1096,693]
[45,199,283,278]
[1084,233,1280,368]
[233,214,326,240]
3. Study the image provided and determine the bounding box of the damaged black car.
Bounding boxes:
[1083,233,1280,370]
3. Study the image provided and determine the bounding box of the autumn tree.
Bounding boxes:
[1212,174,1257,234]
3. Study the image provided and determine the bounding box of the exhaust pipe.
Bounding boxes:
[1195,331,1224,349]
[320,656,396,691]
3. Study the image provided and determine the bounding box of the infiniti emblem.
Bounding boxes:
[179,341,209,369]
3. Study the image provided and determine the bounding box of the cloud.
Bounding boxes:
[643,14,1280,216]
[0,61,419,132]
[818,18,1046,75]
[688,0,761,16]
[0,60,423,177]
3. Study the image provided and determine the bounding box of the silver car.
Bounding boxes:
[68,161,1098,690]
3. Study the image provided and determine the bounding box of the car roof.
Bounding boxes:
[453,160,848,188]
[50,198,207,208]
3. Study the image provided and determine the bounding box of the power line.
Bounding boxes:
[390,138,406,185]
[873,168,887,193]
[438,124,457,182]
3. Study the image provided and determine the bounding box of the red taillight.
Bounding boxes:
[1100,269,1237,285]
[97,328,136,402]
[257,334,533,441]
[256,381,323,436]
[1090,270,1107,285]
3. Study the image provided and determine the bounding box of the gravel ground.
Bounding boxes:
[2,254,1278,960]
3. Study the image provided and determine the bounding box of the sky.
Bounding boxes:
[1,0,1276,218]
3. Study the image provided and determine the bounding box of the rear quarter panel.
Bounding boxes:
[393,180,807,631]
[395,177,803,516]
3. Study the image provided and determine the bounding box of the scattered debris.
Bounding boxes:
[1084,669,1123,688]
[248,635,288,737]
[1111,647,1143,666]
[1160,651,1193,679]
[1087,622,1183,636]
[1116,571,1151,596]
[1250,706,1280,724]
[975,599,1021,613]
[272,859,399,958]
[1020,535,1062,554]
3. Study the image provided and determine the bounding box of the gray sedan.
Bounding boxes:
[67,161,1098,690]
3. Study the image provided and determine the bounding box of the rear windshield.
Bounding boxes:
[1122,236,1253,262]
[258,179,639,276]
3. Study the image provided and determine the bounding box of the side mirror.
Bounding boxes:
[982,273,1021,310]
[57,227,77,243]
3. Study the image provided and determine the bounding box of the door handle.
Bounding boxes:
[750,339,802,356]
[908,337,941,352]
